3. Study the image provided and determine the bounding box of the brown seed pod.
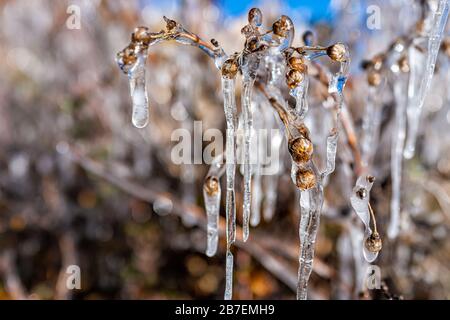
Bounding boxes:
[327,43,348,62]
[272,15,291,38]
[286,69,304,89]
[289,136,313,164]
[248,8,262,27]
[356,188,367,199]
[442,39,450,57]
[398,56,410,73]
[246,38,259,52]
[288,56,308,73]
[221,59,239,79]
[120,44,137,66]
[297,124,311,140]
[132,26,151,45]
[204,176,219,196]
[295,167,316,190]
[367,70,381,87]
[164,16,177,32]
[372,54,384,71]
[365,232,382,253]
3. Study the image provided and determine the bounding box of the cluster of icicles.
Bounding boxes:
[360,0,449,240]
[115,3,448,299]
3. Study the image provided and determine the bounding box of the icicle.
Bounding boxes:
[322,128,339,178]
[224,249,234,300]
[221,74,237,301]
[388,73,408,239]
[203,154,225,257]
[403,0,449,159]
[242,77,255,242]
[263,131,283,221]
[251,161,262,227]
[128,53,149,128]
[350,175,381,263]
[297,165,323,300]
[360,86,383,167]
[221,77,237,247]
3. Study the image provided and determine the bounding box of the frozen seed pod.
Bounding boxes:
[365,231,382,253]
[294,167,316,190]
[286,69,304,89]
[132,26,151,46]
[248,8,262,27]
[367,70,381,87]
[288,56,308,73]
[272,15,292,38]
[204,176,220,196]
[327,43,348,62]
[288,136,313,164]
[116,44,138,74]
[221,58,239,79]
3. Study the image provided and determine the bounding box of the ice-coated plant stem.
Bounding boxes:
[403,0,449,159]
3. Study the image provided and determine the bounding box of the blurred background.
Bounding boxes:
[0,0,449,300]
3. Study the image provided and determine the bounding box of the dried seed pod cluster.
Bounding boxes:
[115,7,352,301]
[285,56,307,89]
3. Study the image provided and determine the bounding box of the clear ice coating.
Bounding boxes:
[224,249,234,300]
[115,9,354,301]
[221,78,237,246]
[241,76,256,242]
[323,128,339,177]
[388,75,408,239]
[350,175,378,262]
[297,170,324,300]
[361,86,383,167]
[203,154,225,257]
[403,0,449,159]
[290,78,309,119]
[128,53,149,128]
[251,162,262,227]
